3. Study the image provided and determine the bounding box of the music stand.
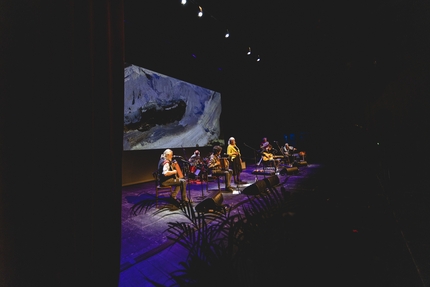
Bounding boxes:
[194,169,208,200]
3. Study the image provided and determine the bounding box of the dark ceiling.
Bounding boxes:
[124,0,430,139]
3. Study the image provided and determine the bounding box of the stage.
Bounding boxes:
[119,159,430,286]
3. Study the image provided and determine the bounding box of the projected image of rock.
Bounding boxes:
[124,64,222,150]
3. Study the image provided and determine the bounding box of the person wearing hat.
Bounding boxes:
[227,137,247,184]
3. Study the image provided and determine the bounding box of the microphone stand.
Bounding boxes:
[273,141,286,169]
[243,142,260,165]
[179,148,193,200]
[273,141,284,156]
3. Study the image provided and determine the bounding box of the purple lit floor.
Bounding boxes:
[118,159,430,287]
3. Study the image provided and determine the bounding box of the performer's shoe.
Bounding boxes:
[225,187,234,192]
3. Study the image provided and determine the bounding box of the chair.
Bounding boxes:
[152,171,172,203]
[207,171,221,192]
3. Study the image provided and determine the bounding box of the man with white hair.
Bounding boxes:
[158,149,191,202]
[282,143,297,165]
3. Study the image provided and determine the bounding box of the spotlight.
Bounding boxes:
[198,6,203,17]
[257,55,261,62]
[181,0,186,5]
[247,47,251,55]
[225,29,230,38]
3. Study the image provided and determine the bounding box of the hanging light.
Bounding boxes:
[225,29,230,38]
[198,6,203,17]
[257,55,261,62]
[181,0,186,4]
[247,47,251,55]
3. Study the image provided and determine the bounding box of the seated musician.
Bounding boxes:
[260,137,270,153]
[283,143,298,165]
[188,150,203,180]
[261,144,281,170]
[207,145,234,192]
[189,150,202,166]
[158,149,191,202]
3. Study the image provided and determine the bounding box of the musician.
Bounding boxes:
[283,143,297,165]
[227,137,247,184]
[261,144,280,170]
[282,143,297,155]
[188,150,202,166]
[207,146,234,192]
[260,137,270,152]
[158,149,191,202]
[188,150,205,181]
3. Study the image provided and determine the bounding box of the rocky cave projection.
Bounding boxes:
[124,64,222,150]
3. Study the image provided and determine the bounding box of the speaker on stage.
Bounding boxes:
[293,161,307,167]
[263,174,280,188]
[195,190,224,213]
[242,175,279,195]
[279,167,299,176]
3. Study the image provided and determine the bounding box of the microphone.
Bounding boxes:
[173,155,184,159]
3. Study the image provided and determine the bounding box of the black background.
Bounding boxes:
[124,0,430,149]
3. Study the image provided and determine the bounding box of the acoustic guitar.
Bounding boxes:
[261,152,284,161]
[261,152,274,161]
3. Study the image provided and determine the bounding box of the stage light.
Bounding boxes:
[181,0,186,5]
[257,55,261,61]
[198,6,203,17]
[247,47,251,55]
[225,29,230,38]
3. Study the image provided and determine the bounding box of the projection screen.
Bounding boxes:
[124,64,223,150]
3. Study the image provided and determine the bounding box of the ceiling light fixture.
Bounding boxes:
[225,29,230,38]
[247,47,251,55]
[181,0,186,5]
[198,6,203,17]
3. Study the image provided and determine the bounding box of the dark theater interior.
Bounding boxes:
[1,1,430,286]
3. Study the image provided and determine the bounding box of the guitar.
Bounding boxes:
[261,152,273,161]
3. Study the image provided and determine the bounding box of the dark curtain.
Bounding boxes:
[0,1,124,286]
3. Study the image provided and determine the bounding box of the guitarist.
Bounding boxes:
[260,137,270,151]
[261,144,280,170]
[227,137,247,184]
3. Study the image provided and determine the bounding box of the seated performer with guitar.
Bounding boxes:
[158,149,191,202]
[260,144,281,170]
[207,145,234,192]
